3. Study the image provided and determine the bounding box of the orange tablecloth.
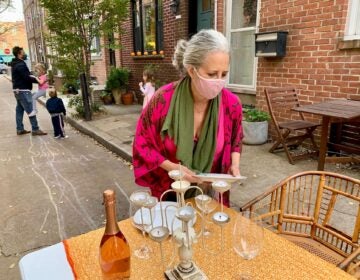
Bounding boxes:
[64,208,354,280]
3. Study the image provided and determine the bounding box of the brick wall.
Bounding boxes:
[119,0,189,98]
[117,0,227,99]
[256,0,360,139]
[216,0,224,32]
[90,36,111,85]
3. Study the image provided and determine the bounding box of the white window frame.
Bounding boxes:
[91,36,102,58]
[225,0,261,93]
[345,0,360,40]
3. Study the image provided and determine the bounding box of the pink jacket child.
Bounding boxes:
[139,69,156,109]
[29,63,49,117]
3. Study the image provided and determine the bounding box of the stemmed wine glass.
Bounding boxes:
[195,194,218,236]
[233,211,264,279]
[129,190,152,259]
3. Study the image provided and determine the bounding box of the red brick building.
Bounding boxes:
[74,0,360,117]
[118,0,227,94]
[92,0,227,93]
[23,0,48,69]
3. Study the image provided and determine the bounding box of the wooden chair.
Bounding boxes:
[264,87,320,164]
[240,171,360,278]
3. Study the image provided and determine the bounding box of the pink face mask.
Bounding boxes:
[193,69,226,99]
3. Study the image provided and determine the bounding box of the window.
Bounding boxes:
[202,0,211,11]
[226,0,259,91]
[132,0,163,53]
[345,0,360,40]
[91,36,101,57]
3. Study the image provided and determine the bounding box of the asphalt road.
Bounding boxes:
[0,76,139,279]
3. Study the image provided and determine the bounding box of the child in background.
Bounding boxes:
[139,68,155,109]
[46,88,68,139]
[29,63,49,116]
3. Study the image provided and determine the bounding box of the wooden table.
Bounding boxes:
[293,99,360,170]
[18,206,354,279]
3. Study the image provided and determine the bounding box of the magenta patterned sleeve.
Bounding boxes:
[132,83,177,198]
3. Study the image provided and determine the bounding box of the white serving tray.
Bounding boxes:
[194,173,247,183]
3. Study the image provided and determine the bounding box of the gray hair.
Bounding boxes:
[172,29,229,75]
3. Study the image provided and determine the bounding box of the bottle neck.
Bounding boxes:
[104,200,120,235]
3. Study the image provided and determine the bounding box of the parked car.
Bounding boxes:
[0,63,8,74]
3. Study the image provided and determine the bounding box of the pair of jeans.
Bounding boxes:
[32,89,46,112]
[14,90,39,132]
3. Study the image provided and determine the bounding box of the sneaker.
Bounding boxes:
[60,135,69,139]
[32,130,47,136]
[54,135,61,139]
[28,110,37,117]
[17,130,31,135]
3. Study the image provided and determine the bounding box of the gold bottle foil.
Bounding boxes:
[103,190,120,236]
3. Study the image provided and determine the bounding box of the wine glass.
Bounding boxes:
[233,211,264,279]
[195,194,218,236]
[129,190,152,259]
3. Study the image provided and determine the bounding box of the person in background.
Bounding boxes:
[45,88,68,139]
[11,46,47,136]
[139,68,156,109]
[132,29,243,206]
[28,63,49,117]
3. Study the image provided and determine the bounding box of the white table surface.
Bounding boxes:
[19,242,74,280]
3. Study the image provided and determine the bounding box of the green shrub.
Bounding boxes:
[68,95,102,118]
[99,90,112,98]
[105,67,130,91]
[243,108,270,122]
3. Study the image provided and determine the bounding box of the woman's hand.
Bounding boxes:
[180,165,201,184]
[228,164,241,177]
[160,160,200,184]
[139,82,143,88]
[229,152,241,177]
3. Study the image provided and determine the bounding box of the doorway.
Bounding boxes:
[188,0,214,37]
[197,0,213,31]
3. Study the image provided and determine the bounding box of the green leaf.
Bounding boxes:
[243,108,270,122]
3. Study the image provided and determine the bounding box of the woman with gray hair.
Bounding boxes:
[133,29,243,206]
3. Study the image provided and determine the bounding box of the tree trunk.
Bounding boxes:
[84,50,92,105]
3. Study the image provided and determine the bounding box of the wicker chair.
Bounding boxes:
[240,171,360,277]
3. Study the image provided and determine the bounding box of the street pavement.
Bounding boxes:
[0,74,359,279]
[0,76,140,280]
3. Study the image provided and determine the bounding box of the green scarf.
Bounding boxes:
[161,77,219,173]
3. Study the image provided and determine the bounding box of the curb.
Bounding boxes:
[37,97,133,163]
[3,74,11,82]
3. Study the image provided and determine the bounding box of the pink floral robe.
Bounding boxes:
[133,81,243,206]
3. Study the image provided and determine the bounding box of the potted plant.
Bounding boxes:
[242,107,270,145]
[105,67,130,105]
[100,91,113,105]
